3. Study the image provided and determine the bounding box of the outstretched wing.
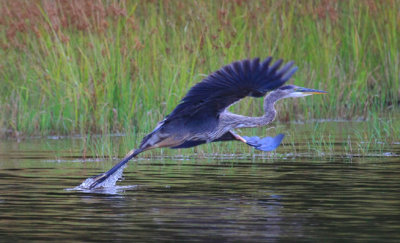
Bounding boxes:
[165,57,298,122]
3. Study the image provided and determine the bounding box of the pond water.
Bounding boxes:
[1,123,400,242]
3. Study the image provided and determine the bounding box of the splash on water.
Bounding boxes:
[67,164,138,194]
[66,184,139,195]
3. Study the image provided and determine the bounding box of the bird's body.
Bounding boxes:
[85,57,327,189]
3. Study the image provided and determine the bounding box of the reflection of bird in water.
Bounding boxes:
[87,57,327,189]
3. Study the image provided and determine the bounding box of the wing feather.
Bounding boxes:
[164,57,298,122]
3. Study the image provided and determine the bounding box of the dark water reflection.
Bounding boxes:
[1,140,400,241]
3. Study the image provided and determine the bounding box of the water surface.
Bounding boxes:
[1,123,400,242]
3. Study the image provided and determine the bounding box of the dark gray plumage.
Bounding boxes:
[85,57,326,189]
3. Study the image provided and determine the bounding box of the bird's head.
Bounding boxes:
[275,85,327,99]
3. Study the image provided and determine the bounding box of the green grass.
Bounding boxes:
[1,0,399,157]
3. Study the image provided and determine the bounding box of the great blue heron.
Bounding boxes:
[86,57,326,189]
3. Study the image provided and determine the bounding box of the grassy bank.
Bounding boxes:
[1,1,399,148]
[68,113,400,159]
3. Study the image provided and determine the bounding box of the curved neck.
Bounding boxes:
[220,91,282,129]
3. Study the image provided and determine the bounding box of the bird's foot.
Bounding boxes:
[80,173,108,189]
[243,134,285,151]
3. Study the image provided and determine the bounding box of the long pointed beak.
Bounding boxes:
[296,87,327,95]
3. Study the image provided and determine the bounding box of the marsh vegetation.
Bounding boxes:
[1,0,399,156]
[1,2,400,241]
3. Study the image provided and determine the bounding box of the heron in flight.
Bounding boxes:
[86,57,326,189]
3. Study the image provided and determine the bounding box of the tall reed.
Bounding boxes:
[1,0,399,146]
